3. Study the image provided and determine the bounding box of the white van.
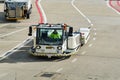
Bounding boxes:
[0,0,4,3]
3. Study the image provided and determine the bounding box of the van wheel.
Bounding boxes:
[26,14,30,19]
[81,44,84,46]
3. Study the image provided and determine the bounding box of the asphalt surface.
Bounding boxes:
[0,0,120,80]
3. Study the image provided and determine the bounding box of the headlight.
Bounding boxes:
[57,46,62,50]
[36,46,41,49]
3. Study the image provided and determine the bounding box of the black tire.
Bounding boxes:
[26,14,30,19]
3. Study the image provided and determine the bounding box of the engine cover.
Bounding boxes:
[68,33,81,49]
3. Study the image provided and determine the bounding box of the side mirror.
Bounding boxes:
[28,26,32,36]
[68,27,73,36]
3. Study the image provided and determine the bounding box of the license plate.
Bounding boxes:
[46,46,54,49]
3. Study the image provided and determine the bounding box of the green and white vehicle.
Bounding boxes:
[28,23,90,58]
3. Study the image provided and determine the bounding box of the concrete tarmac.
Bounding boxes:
[0,0,120,80]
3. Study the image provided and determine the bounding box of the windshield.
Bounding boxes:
[36,28,63,45]
[6,2,26,10]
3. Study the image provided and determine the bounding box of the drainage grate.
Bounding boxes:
[34,72,69,80]
[41,72,55,78]
[34,72,61,78]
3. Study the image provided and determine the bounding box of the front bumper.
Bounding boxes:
[6,17,25,20]
[29,49,76,57]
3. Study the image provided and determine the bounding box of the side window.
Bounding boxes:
[58,30,62,36]
[42,31,48,38]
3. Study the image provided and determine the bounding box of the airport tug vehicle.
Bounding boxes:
[4,0,32,20]
[28,23,90,58]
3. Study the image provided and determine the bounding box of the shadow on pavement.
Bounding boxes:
[0,41,70,63]
[0,12,6,23]
[0,52,70,63]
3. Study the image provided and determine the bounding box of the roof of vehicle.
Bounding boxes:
[37,24,64,28]
[5,0,30,2]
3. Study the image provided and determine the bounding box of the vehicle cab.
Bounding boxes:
[28,23,90,58]
[28,23,70,57]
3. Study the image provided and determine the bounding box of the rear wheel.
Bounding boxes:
[26,14,30,19]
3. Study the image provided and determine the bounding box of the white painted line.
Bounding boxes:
[71,58,77,63]
[56,68,63,72]
[0,27,27,38]
[88,44,93,47]
[0,41,21,42]
[71,0,93,27]
[0,73,8,78]
[12,50,27,52]
[38,0,47,23]
[106,1,120,15]
[91,23,93,27]
[0,51,2,53]
[93,28,96,31]
[0,49,4,53]
[94,33,97,36]
[0,0,47,60]
[93,37,96,41]
[0,37,32,60]
[22,46,31,47]
[0,24,9,28]
[81,51,86,55]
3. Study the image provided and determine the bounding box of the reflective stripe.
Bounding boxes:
[30,51,77,57]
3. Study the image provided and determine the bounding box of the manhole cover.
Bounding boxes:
[41,72,55,78]
[87,74,103,80]
[34,72,68,80]
[34,72,60,78]
[34,72,75,80]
